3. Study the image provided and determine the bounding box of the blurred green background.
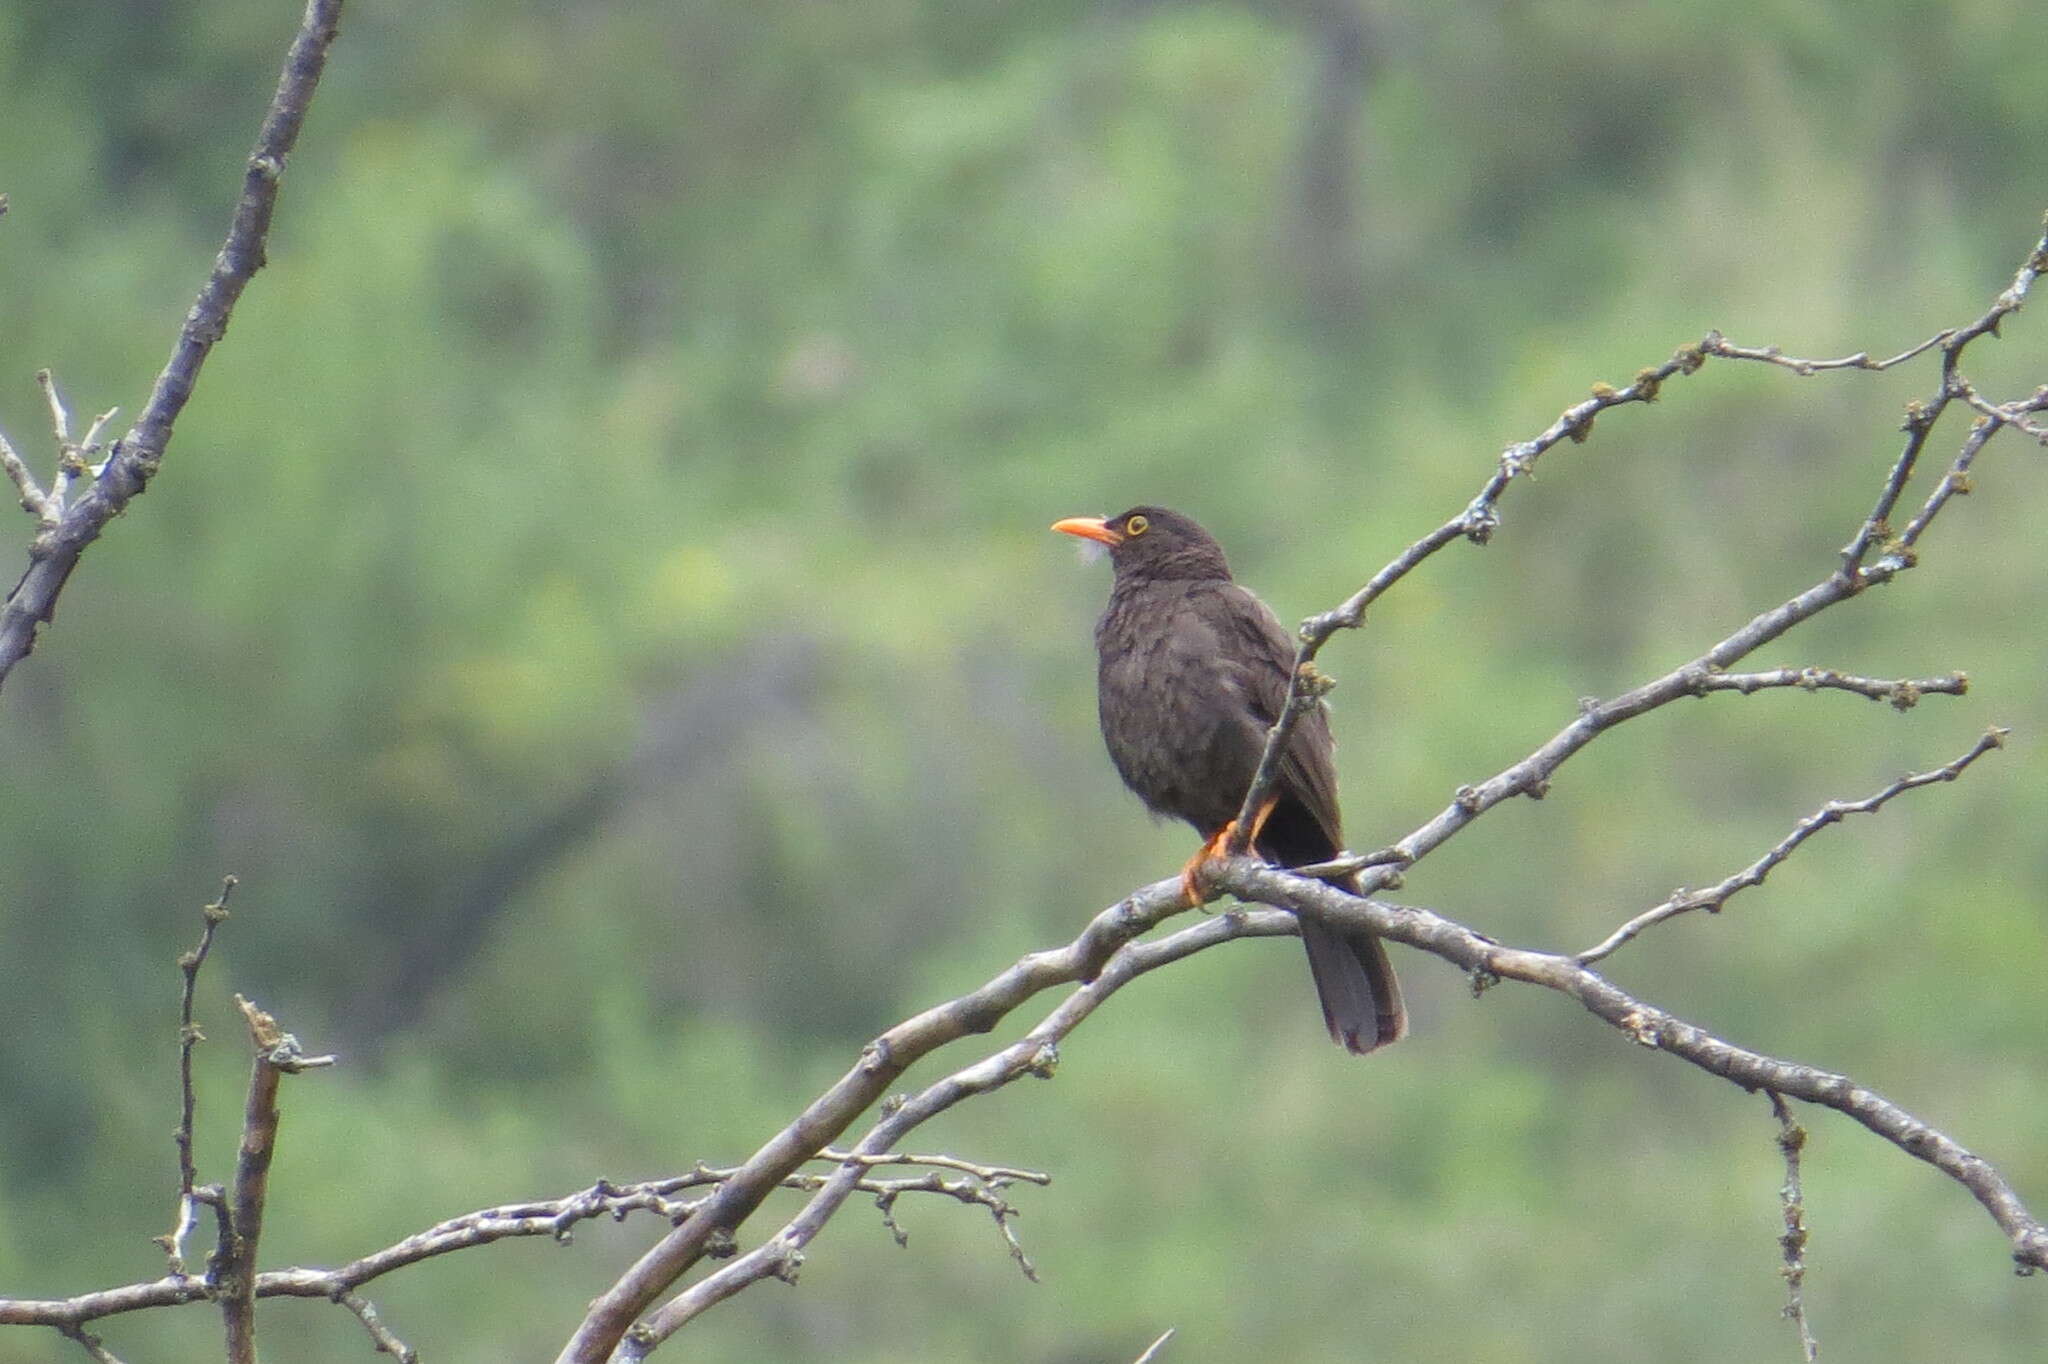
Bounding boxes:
[2,1,2045,1360]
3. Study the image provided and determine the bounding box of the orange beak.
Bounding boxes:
[1051,516,1122,547]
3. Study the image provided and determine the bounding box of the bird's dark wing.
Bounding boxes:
[1210,582,1345,853]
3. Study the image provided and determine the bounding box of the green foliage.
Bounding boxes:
[2,1,2046,1359]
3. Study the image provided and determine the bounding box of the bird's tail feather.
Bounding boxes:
[1299,876,1407,1055]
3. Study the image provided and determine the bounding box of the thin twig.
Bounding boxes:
[0,1161,1048,1333]
[813,1148,1051,1183]
[1701,329,1953,375]
[1897,417,1999,552]
[1953,382,2048,441]
[54,1323,127,1364]
[868,1172,1039,1280]
[154,876,236,1277]
[37,369,73,453]
[36,369,86,513]
[1575,729,2006,964]
[336,1291,417,1363]
[1770,1094,1820,1363]
[0,427,52,525]
[1686,667,1966,710]
[1132,1328,1177,1364]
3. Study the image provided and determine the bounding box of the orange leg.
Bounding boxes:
[1179,794,1281,906]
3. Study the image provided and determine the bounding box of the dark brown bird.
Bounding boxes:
[1053,506,1406,1055]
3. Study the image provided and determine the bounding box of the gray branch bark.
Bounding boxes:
[0,0,344,693]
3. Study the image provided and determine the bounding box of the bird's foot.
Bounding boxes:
[1180,797,1281,906]
[1178,826,1236,908]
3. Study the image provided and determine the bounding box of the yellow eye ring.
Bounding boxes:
[1124,514,1150,536]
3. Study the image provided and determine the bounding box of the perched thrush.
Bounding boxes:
[1054,506,1405,1054]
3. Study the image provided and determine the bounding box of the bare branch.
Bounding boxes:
[1954,380,2048,442]
[812,1148,1051,1184]
[555,874,1201,1362]
[1222,214,2048,866]
[0,0,345,691]
[0,426,52,525]
[560,216,2048,1361]
[0,1281,212,1330]
[1575,729,2006,965]
[868,1171,1040,1281]
[1220,868,2048,1277]
[3,790,2038,1355]
[37,369,74,456]
[1223,341,1717,855]
[54,1323,127,1364]
[154,876,237,1277]
[218,994,330,1364]
[1701,327,1952,375]
[1688,666,1966,709]
[623,908,1293,1351]
[1848,214,2048,569]
[336,1291,417,1364]
[1770,1095,1820,1364]
[2,1159,1050,1333]
[1897,415,1998,551]
[35,369,90,514]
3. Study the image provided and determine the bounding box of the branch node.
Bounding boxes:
[1462,504,1500,544]
[1295,660,1336,698]
[1620,1009,1661,1047]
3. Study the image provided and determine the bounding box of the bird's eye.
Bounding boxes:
[1125,515,1150,536]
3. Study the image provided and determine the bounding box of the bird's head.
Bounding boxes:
[1051,506,1234,582]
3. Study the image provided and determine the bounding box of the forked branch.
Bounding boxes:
[0,0,345,692]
